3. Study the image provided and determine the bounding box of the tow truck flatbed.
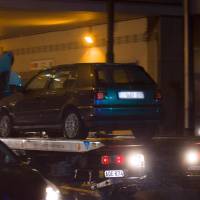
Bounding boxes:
[1,136,200,153]
[0,137,105,152]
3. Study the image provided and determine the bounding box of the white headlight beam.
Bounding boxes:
[185,150,199,165]
[127,153,145,169]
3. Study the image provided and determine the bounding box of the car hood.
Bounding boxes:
[0,163,47,200]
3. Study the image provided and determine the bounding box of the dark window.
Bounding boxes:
[96,69,109,85]
[26,71,52,90]
[77,64,93,87]
[50,67,77,90]
[95,65,155,86]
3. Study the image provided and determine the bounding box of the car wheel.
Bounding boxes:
[63,110,88,139]
[0,114,12,138]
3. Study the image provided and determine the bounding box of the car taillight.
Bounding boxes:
[101,155,110,165]
[115,155,124,165]
[154,90,162,101]
[96,91,105,100]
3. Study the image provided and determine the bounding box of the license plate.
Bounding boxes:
[104,170,124,178]
[118,91,144,99]
[188,166,200,171]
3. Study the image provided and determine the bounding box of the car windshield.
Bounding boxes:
[95,65,155,86]
[0,142,18,165]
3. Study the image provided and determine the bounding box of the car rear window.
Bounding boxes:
[95,65,155,86]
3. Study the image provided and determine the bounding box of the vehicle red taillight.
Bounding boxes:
[101,155,110,165]
[96,91,105,100]
[154,90,162,101]
[115,155,124,165]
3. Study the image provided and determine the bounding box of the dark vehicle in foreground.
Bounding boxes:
[0,63,161,139]
[0,140,61,200]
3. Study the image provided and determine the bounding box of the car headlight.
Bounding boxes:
[127,153,145,169]
[185,149,199,165]
[45,180,61,200]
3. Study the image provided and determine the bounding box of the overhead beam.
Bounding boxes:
[0,0,182,16]
[0,0,106,11]
[116,2,183,16]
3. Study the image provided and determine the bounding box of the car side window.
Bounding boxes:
[49,68,77,90]
[96,69,110,85]
[0,144,17,165]
[26,71,52,90]
[77,64,93,87]
[113,69,129,83]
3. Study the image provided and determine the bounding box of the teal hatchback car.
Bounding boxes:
[0,63,161,139]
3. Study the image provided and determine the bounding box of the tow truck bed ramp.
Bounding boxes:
[0,138,104,152]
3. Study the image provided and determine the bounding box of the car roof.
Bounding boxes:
[38,63,142,73]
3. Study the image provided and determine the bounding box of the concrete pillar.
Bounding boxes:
[193,16,200,134]
[184,0,194,134]
[159,17,184,135]
[147,17,159,82]
[148,17,184,135]
[106,0,115,63]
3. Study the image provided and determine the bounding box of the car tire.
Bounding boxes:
[0,114,12,138]
[62,110,88,139]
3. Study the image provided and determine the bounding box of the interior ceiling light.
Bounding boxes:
[84,35,94,44]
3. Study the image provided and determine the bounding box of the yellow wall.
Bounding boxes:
[0,18,148,73]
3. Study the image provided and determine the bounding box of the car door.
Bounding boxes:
[0,142,19,198]
[13,70,51,126]
[40,66,78,125]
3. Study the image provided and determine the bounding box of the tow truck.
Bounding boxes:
[0,135,200,200]
[1,52,200,199]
